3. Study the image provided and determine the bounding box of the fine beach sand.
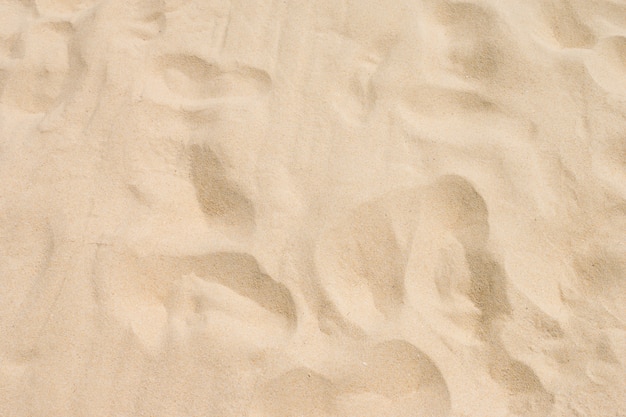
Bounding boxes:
[1,0,625,416]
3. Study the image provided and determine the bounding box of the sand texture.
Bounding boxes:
[1,0,625,416]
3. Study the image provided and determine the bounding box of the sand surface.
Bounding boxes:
[1,0,625,416]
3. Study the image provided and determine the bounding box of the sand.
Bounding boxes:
[0,0,625,416]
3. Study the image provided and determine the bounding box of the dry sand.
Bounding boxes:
[1,0,625,416]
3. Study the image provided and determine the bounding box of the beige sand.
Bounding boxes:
[0,0,625,416]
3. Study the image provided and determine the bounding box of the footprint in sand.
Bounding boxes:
[156,53,271,100]
[435,2,503,81]
[94,245,297,353]
[250,340,449,417]
[189,143,257,233]
[315,174,557,416]
[315,174,490,339]
[142,52,272,109]
[1,21,73,113]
